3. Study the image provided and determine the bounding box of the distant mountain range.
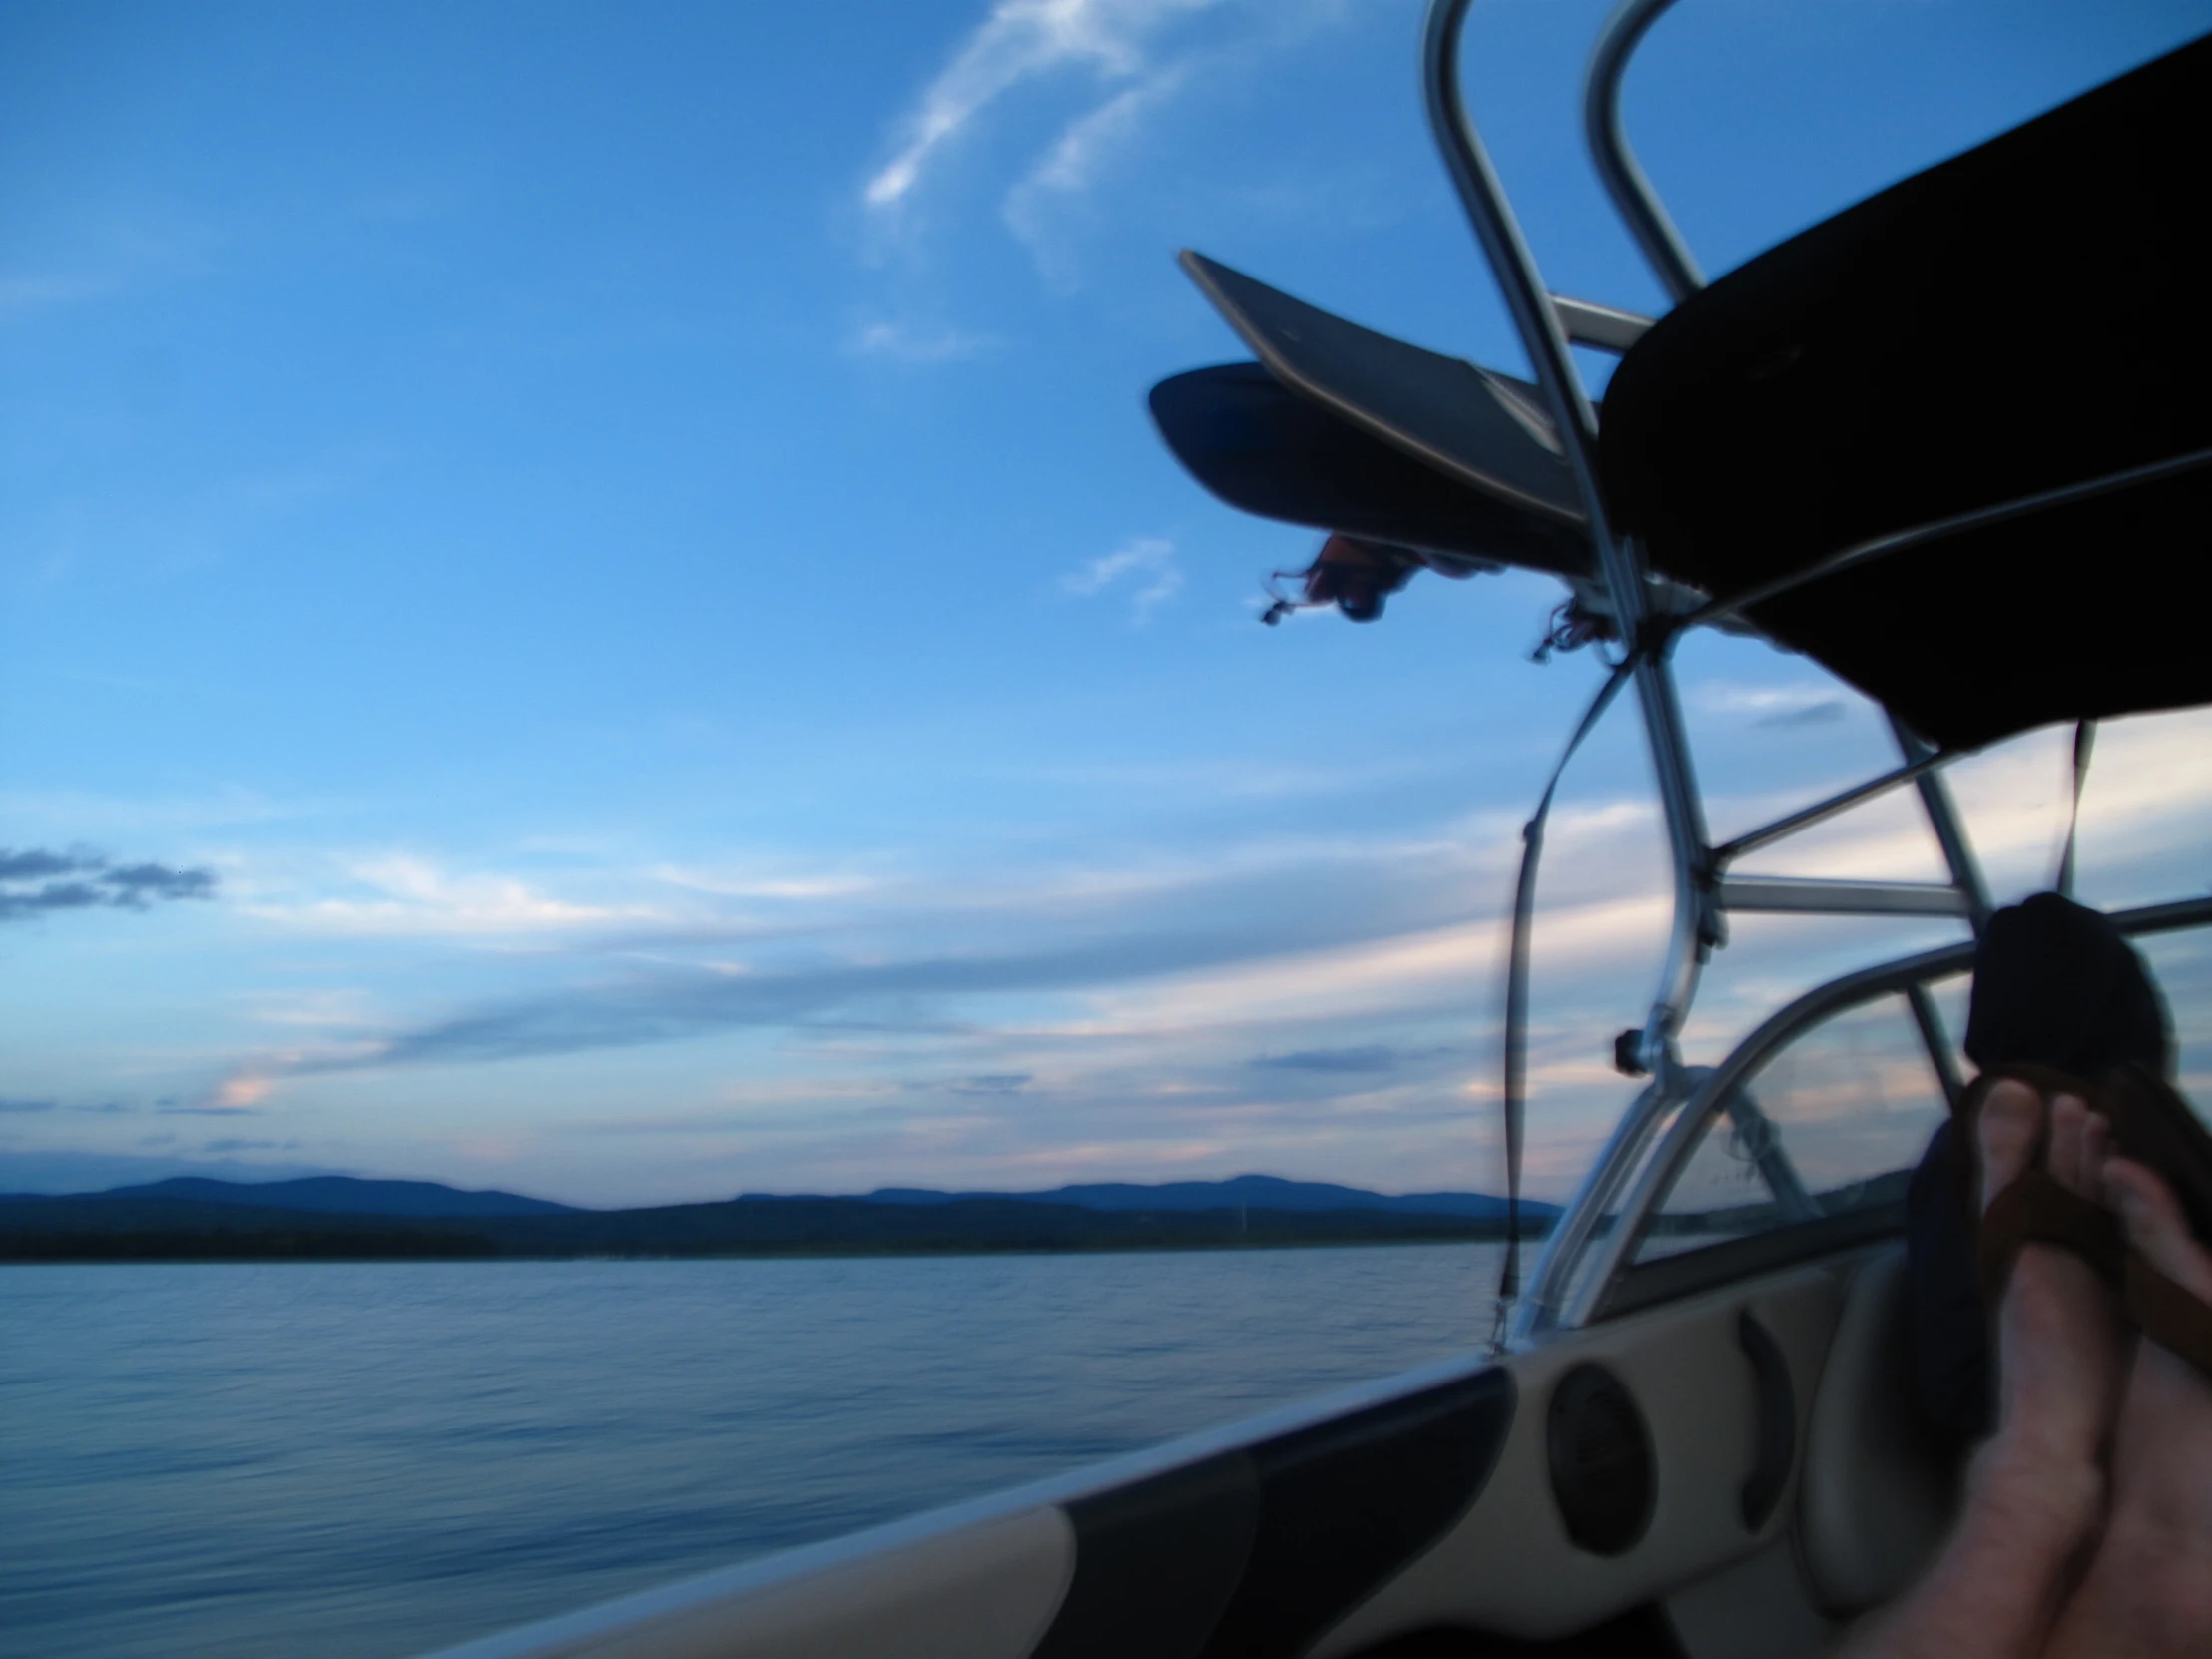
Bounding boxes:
[100,1176,580,1218]
[0,1173,1555,1262]
[861,1173,1547,1222]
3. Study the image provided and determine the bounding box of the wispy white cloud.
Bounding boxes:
[855,0,1351,326]
[235,988,388,1031]
[44,706,2212,1203]
[0,218,213,325]
[239,853,667,939]
[0,272,128,324]
[863,0,1226,216]
[1063,535,1182,618]
[847,318,1004,362]
[655,862,886,903]
[1028,753,1452,800]
[1688,677,1858,727]
[1001,57,1195,264]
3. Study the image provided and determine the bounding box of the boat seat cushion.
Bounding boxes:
[1599,32,2212,750]
[1798,1249,1960,1614]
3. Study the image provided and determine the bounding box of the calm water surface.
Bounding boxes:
[2,1244,1506,1659]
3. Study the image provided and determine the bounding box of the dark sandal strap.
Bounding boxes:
[1977,1169,2127,1303]
[2124,1253,2212,1381]
[1951,1063,2100,1224]
[1956,1063,2099,1124]
[2101,1063,2212,1248]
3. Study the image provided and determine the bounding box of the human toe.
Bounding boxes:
[2049,1094,2110,1202]
[1980,1079,2043,1213]
[2108,1157,2212,1304]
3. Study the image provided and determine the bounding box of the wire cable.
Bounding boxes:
[1491,654,1637,1351]
[2056,718,2097,897]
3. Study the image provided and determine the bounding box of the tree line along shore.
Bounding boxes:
[0,1190,1552,1263]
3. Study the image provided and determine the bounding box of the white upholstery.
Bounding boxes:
[1664,1538,1838,1659]
[1314,1263,1847,1652]
[1797,1247,1961,1614]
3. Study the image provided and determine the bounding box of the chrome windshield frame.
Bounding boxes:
[1423,0,1997,1086]
[1423,0,1719,1080]
[1521,894,2212,1336]
[1418,0,2212,1338]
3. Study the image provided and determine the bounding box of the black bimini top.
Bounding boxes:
[1154,33,2212,752]
[1600,32,2212,751]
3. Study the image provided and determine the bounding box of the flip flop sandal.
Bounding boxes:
[1959,1063,2126,1305]
[1959,1062,2212,1379]
[2101,1062,2212,1378]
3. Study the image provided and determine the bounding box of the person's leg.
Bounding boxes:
[2043,1151,2212,1657]
[1836,1084,2122,1659]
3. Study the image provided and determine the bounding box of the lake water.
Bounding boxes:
[1,1243,1508,1659]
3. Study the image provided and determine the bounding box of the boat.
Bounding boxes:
[426,3,2212,1654]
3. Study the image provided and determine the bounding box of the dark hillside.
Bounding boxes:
[481,1195,1529,1255]
[0,1194,501,1261]
[0,1190,1542,1262]
[97,1176,576,1217]
[862,1173,1559,1222]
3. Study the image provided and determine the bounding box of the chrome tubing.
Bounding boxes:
[1623,611,1715,1074]
[1421,0,1602,452]
[1711,747,1961,868]
[1553,1063,1725,1328]
[1550,293,1655,353]
[1716,876,1972,917]
[1906,980,1965,1110]
[1422,0,1716,1073]
[1583,0,1704,302]
[1551,892,2212,1328]
[1510,1072,1684,1340]
[1889,716,1993,932]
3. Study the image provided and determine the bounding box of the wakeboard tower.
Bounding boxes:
[429,5,2212,1656]
[1153,0,2212,1346]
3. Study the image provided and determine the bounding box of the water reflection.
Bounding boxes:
[2,1244,1504,1659]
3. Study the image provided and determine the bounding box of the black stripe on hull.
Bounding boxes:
[1033,1368,1516,1659]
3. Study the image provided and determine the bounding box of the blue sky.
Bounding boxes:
[4,0,2210,1206]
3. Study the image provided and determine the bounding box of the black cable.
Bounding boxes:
[1491,655,1637,1350]
[2056,719,2097,898]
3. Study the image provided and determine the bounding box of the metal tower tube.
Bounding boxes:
[1422,0,1715,1068]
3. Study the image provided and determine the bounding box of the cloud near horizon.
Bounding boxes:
[42,707,2212,1204]
[203,727,2211,1078]
[1251,1045,1404,1074]
[0,846,217,921]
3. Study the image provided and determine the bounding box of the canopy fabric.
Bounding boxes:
[1599,33,2212,750]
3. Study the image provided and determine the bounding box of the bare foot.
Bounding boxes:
[1974,1086,2125,1497]
[1838,1083,2120,1659]
[2046,1151,2212,1657]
